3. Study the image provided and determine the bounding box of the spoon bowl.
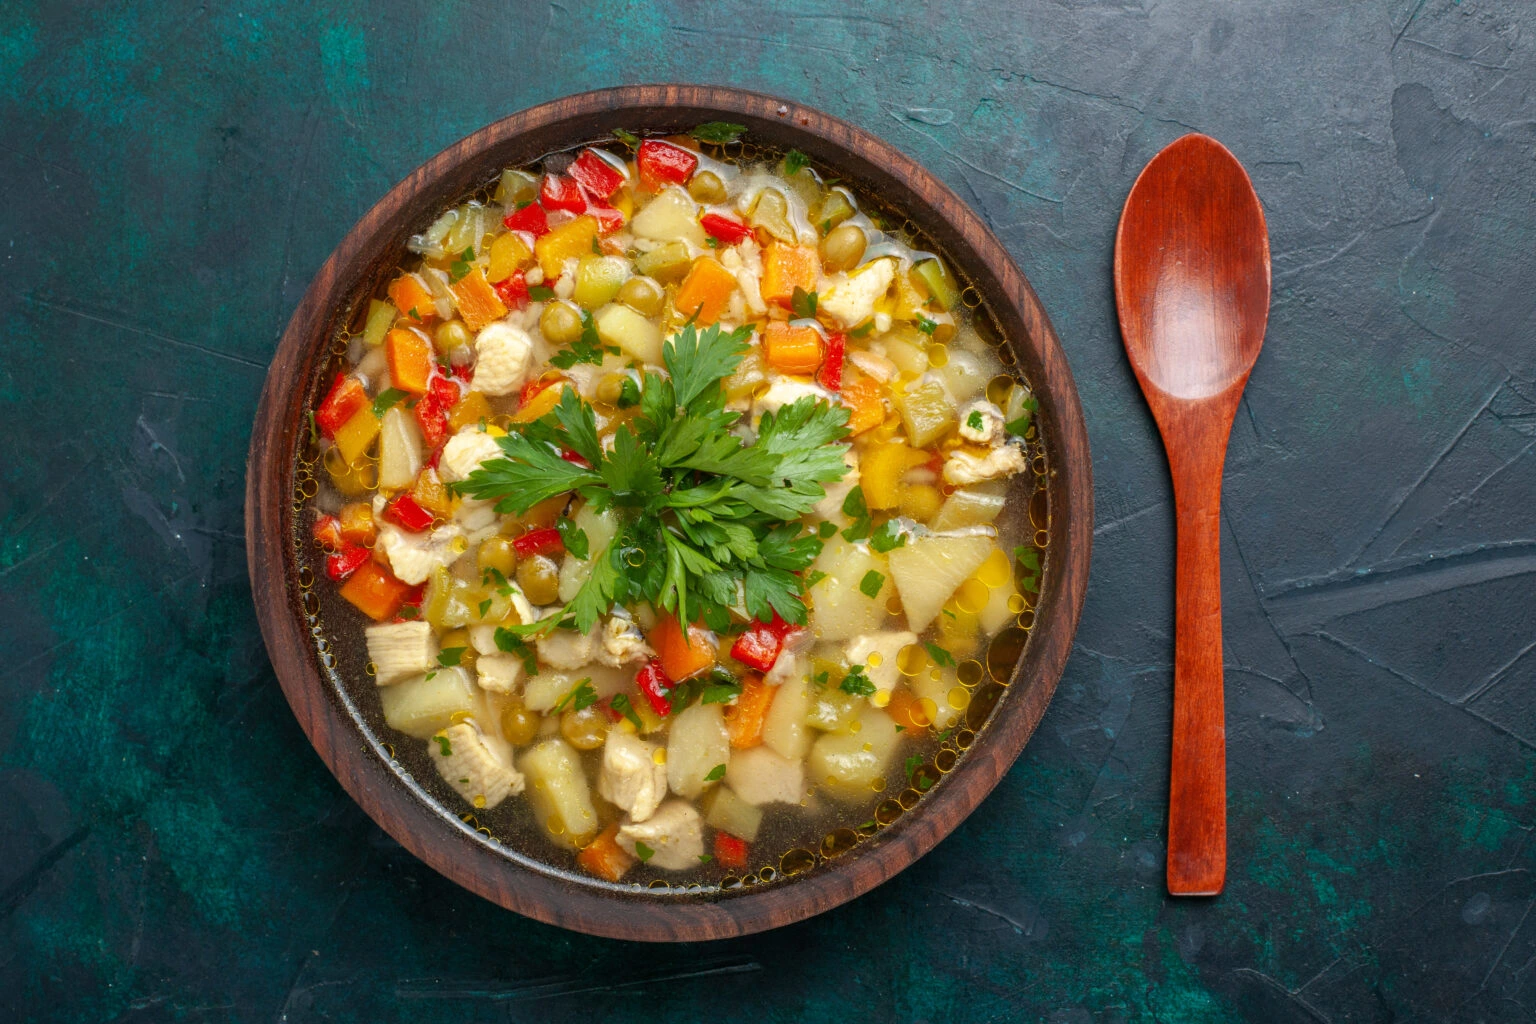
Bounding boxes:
[1114,134,1270,896]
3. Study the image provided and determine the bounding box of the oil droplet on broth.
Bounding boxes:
[918,697,939,723]
[947,687,970,711]
[1007,593,1028,614]
[986,374,1014,406]
[869,776,886,791]
[885,594,903,615]
[652,748,667,765]
[958,659,984,686]
[867,651,884,668]
[849,719,862,734]
[822,828,858,857]
[897,644,927,675]
[780,849,816,876]
[927,343,949,368]
[955,578,990,613]
[976,554,1012,589]
[871,689,891,708]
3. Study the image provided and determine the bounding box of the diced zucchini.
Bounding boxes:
[633,241,693,283]
[573,256,630,310]
[362,299,394,348]
[913,258,960,311]
[749,189,796,243]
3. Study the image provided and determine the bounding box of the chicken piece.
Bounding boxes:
[374,522,465,585]
[537,624,599,670]
[846,630,918,696]
[752,378,836,424]
[428,721,525,809]
[941,442,1028,487]
[596,615,652,668]
[616,799,705,870]
[597,731,669,823]
[847,349,896,383]
[764,649,807,688]
[475,654,525,695]
[438,427,504,484]
[957,399,1006,445]
[365,620,439,686]
[472,321,534,397]
[725,746,805,806]
[813,447,860,521]
[819,257,895,328]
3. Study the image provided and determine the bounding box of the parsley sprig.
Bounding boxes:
[455,322,853,635]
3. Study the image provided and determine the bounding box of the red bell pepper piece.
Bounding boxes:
[585,193,626,234]
[713,832,749,871]
[414,373,461,450]
[700,212,753,246]
[728,613,801,672]
[312,514,344,551]
[512,527,563,558]
[519,375,559,406]
[493,269,530,309]
[817,332,846,392]
[568,149,626,200]
[315,373,368,439]
[559,448,592,469]
[636,658,674,717]
[385,493,434,532]
[540,173,587,213]
[637,139,697,191]
[503,201,550,237]
[325,545,371,582]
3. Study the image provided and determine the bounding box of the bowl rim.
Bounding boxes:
[246,84,1092,941]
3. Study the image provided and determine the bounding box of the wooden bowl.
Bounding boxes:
[246,85,1092,941]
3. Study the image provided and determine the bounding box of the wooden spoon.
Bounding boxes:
[1113,134,1270,896]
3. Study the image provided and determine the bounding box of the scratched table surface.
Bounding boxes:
[3,1,1534,1020]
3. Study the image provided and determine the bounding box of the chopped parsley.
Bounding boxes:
[691,121,747,144]
[477,598,492,618]
[528,284,556,301]
[372,388,408,416]
[783,149,810,176]
[704,763,727,782]
[616,376,642,408]
[1005,394,1039,436]
[923,642,956,668]
[904,754,922,781]
[700,675,743,705]
[869,519,907,553]
[790,286,818,320]
[817,520,839,539]
[839,664,875,696]
[608,693,643,730]
[448,247,476,283]
[454,322,853,634]
[858,569,885,599]
[305,409,319,445]
[493,626,539,675]
[548,309,606,369]
[698,853,714,864]
[556,518,590,559]
[433,734,452,756]
[1014,545,1041,593]
[966,410,985,432]
[634,841,655,862]
[805,570,828,589]
[437,647,467,667]
[840,485,872,542]
[552,678,597,714]
[916,315,938,336]
[612,128,641,151]
[848,321,875,338]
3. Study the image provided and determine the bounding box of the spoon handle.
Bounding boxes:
[1166,433,1229,895]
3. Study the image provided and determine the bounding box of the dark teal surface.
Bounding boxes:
[3,2,1535,1020]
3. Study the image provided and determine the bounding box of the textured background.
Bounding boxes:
[2,1,1534,1020]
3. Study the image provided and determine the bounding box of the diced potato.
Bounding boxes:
[535,214,600,278]
[930,480,1008,532]
[630,186,706,247]
[377,405,424,490]
[633,241,692,283]
[666,702,730,799]
[805,684,862,733]
[380,667,479,739]
[573,256,630,310]
[887,533,994,632]
[725,746,805,806]
[806,539,891,641]
[896,377,957,448]
[937,598,981,659]
[557,504,622,602]
[701,785,764,842]
[762,675,811,759]
[880,331,929,376]
[519,738,599,848]
[908,668,963,732]
[595,303,663,365]
[809,707,899,802]
[939,347,1000,402]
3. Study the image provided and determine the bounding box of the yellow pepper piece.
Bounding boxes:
[535,214,600,278]
[860,443,929,510]
[333,406,381,465]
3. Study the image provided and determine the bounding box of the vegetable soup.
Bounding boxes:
[302,123,1048,887]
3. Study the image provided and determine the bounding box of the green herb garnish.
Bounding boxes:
[557,519,590,559]
[612,128,641,151]
[698,853,714,863]
[704,763,727,782]
[548,309,606,369]
[840,664,875,696]
[493,626,539,675]
[840,485,872,542]
[609,693,643,730]
[858,570,885,599]
[790,286,818,320]
[305,409,319,445]
[448,247,476,283]
[848,321,875,338]
[966,410,985,432]
[553,678,597,714]
[817,520,838,539]
[372,388,408,416]
[454,322,853,635]
[783,149,810,176]
[923,642,956,668]
[869,519,907,553]
[1005,395,1039,436]
[805,570,828,589]
[691,121,746,144]
[916,316,938,336]
[634,841,655,862]
[433,734,452,756]
[904,754,922,781]
[528,284,556,302]
[437,647,467,667]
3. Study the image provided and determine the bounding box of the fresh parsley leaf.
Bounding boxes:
[454,430,603,514]
[790,286,818,319]
[528,284,556,301]
[1013,546,1041,570]
[665,321,752,408]
[916,315,938,336]
[493,627,539,675]
[477,598,492,617]
[904,754,922,780]
[858,570,885,599]
[634,841,655,862]
[609,693,643,730]
[848,321,875,338]
[612,128,641,151]
[783,149,810,175]
[617,376,641,408]
[966,410,985,432]
[556,519,590,559]
[548,310,606,369]
[700,677,743,705]
[817,520,838,539]
[372,388,408,416]
[869,519,907,553]
[1005,394,1039,436]
[805,570,828,589]
[691,121,746,144]
[437,647,467,667]
[840,664,875,696]
[918,775,934,791]
[698,853,714,863]
[840,485,872,542]
[553,678,597,714]
[819,217,832,235]
[448,247,476,283]
[923,642,956,668]
[433,734,452,756]
[704,763,727,782]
